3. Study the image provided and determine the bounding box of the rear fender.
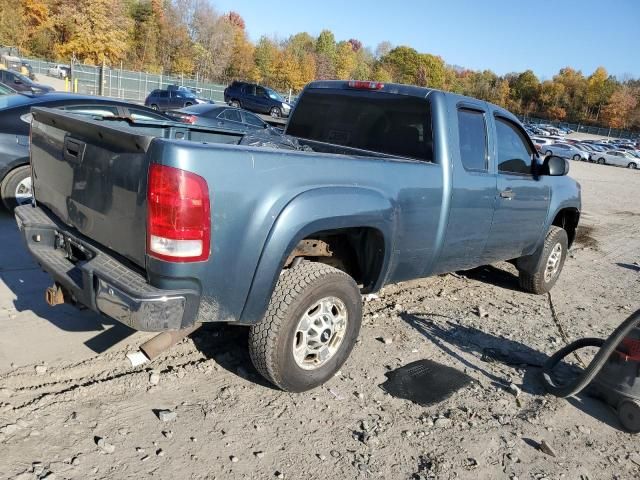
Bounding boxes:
[238,186,395,324]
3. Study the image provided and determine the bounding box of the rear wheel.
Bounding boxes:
[545,150,552,157]
[628,162,637,169]
[249,261,362,392]
[150,104,159,110]
[597,158,605,164]
[230,100,241,108]
[1,165,32,211]
[572,154,581,161]
[185,102,193,107]
[518,226,568,294]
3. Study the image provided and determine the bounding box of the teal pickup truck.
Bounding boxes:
[15,80,580,391]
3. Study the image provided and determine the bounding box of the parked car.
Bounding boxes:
[0,92,172,209]
[530,137,554,152]
[144,87,208,111]
[542,143,589,161]
[167,104,281,135]
[592,150,638,168]
[0,69,52,93]
[527,125,550,136]
[47,64,70,79]
[224,81,292,118]
[18,80,580,392]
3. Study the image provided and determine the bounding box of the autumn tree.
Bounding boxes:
[52,0,132,64]
[335,41,356,79]
[586,67,616,120]
[601,86,638,128]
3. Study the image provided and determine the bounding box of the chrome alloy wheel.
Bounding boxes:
[544,243,563,282]
[14,176,32,206]
[292,296,348,370]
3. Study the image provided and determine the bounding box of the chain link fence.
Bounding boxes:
[25,57,228,103]
[19,57,640,139]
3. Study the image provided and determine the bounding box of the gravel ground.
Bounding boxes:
[1,160,639,480]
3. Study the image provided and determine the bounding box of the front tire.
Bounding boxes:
[628,162,637,169]
[270,106,282,118]
[230,100,241,108]
[249,261,362,392]
[150,104,159,110]
[518,226,568,294]
[545,150,552,157]
[572,154,581,161]
[1,165,32,211]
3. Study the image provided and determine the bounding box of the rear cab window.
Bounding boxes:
[286,87,433,162]
[457,108,487,171]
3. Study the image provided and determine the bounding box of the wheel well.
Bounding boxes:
[552,208,579,247]
[286,228,385,292]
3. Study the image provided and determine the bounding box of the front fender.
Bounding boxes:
[238,186,396,324]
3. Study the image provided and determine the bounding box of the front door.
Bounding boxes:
[483,115,550,262]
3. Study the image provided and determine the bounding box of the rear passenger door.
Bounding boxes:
[434,101,498,273]
[483,115,550,261]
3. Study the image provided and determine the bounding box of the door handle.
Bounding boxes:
[499,189,515,200]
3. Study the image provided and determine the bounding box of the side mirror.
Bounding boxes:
[14,78,22,84]
[542,155,570,176]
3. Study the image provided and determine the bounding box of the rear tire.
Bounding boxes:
[1,165,32,211]
[597,158,605,164]
[150,104,159,110]
[572,154,581,161]
[518,226,568,294]
[230,100,241,108]
[249,261,362,392]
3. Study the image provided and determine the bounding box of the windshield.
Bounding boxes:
[12,71,32,83]
[267,88,284,102]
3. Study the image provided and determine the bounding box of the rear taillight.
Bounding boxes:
[348,80,384,90]
[182,114,197,124]
[147,164,210,262]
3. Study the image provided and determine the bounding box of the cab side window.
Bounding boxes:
[457,108,487,171]
[496,117,534,175]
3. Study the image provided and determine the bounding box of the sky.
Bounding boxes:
[211,0,640,80]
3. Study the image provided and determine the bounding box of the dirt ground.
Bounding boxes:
[1,160,639,480]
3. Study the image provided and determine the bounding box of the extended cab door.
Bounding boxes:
[482,115,550,261]
[433,100,498,273]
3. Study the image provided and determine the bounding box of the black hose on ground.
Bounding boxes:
[542,309,640,398]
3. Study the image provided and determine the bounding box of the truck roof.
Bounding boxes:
[304,80,521,125]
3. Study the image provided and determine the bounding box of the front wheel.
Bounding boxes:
[150,104,159,110]
[270,106,282,118]
[545,150,553,157]
[628,162,637,169]
[518,226,568,294]
[573,154,581,161]
[230,100,241,108]
[249,261,362,392]
[1,165,32,211]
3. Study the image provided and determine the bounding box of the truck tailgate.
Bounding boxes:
[30,108,154,268]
